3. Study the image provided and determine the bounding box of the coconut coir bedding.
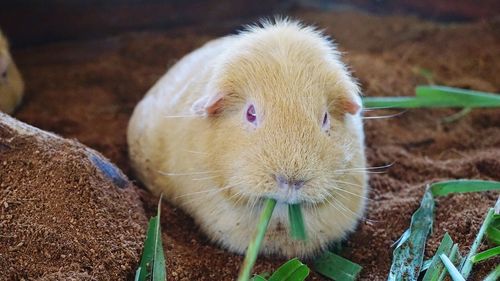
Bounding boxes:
[3,8,500,280]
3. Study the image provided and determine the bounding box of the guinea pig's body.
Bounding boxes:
[128,20,367,258]
[0,30,24,114]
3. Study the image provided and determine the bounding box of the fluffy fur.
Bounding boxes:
[0,30,24,114]
[128,20,367,258]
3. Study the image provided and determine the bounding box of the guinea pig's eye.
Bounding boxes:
[321,111,330,131]
[246,104,257,125]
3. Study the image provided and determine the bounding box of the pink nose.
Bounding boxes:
[276,174,305,190]
[0,56,8,79]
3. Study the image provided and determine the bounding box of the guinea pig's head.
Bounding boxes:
[0,30,24,114]
[0,31,10,84]
[192,20,365,208]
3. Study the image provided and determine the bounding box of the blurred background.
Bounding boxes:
[1,0,499,48]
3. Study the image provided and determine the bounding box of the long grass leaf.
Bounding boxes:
[422,233,453,281]
[460,208,495,279]
[416,86,500,108]
[136,197,166,281]
[439,254,465,281]
[238,198,277,281]
[388,189,434,281]
[313,251,362,281]
[362,85,500,109]
[268,258,309,281]
[430,180,500,197]
[288,204,307,240]
[250,276,267,281]
[470,246,500,263]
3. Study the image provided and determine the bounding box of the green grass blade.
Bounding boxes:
[460,208,495,279]
[288,204,307,240]
[486,215,500,245]
[484,264,500,281]
[439,254,465,281]
[470,246,500,263]
[362,96,421,108]
[416,86,500,108]
[422,233,453,281]
[421,259,432,272]
[268,258,309,281]
[362,85,500,109]
[313,251,362,281]
[438,244,461,281]
[135,268,141,281]
[388,189,434,281]
[135,197,166,281]
[430,180,500,197]
[250,275,267,281]
[238,198,277,281]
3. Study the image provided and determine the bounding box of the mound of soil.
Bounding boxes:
[0,113,147,280]
[3,8,500,281]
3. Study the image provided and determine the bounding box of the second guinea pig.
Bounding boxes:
[0,29,24,115]
[127,19,367,258]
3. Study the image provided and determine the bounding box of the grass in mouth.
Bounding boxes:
[288,203,307,241]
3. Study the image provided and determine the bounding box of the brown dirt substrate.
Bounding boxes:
[0,113,147,280]
[5,8,500,281]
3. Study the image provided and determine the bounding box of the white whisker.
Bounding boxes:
[182,149,209,155]
[328,182,373,202]
[163,114,201,119]
[327,195,378,224]
[175,184,235,199]
[362,110,407,120]
[191,175,220,181]
[158,170,219,176]
[362,106,398,111]
[334,162,395,173]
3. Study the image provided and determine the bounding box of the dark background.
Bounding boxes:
[1,0,499,48]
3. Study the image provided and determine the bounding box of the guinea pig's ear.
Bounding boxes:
[191,92,225,116]
[341,96,361,115]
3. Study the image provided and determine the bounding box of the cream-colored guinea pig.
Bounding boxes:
[128,19,367,258]
[0,30,24,114]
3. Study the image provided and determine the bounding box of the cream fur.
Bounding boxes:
[0,30,24,114]
[128,20,367,258]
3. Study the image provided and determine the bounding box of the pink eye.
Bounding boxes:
[322,112,330,131]
[246,104,257,124]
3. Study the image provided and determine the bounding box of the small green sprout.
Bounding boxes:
[135,197,166,281]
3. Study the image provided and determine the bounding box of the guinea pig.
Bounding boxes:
[128,19,367,258]
[0,29,24,115]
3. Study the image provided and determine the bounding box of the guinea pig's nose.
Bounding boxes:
[276,174,305,190]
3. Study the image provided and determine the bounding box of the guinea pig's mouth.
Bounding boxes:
[268,191,302,205]
[265,185,322,205]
